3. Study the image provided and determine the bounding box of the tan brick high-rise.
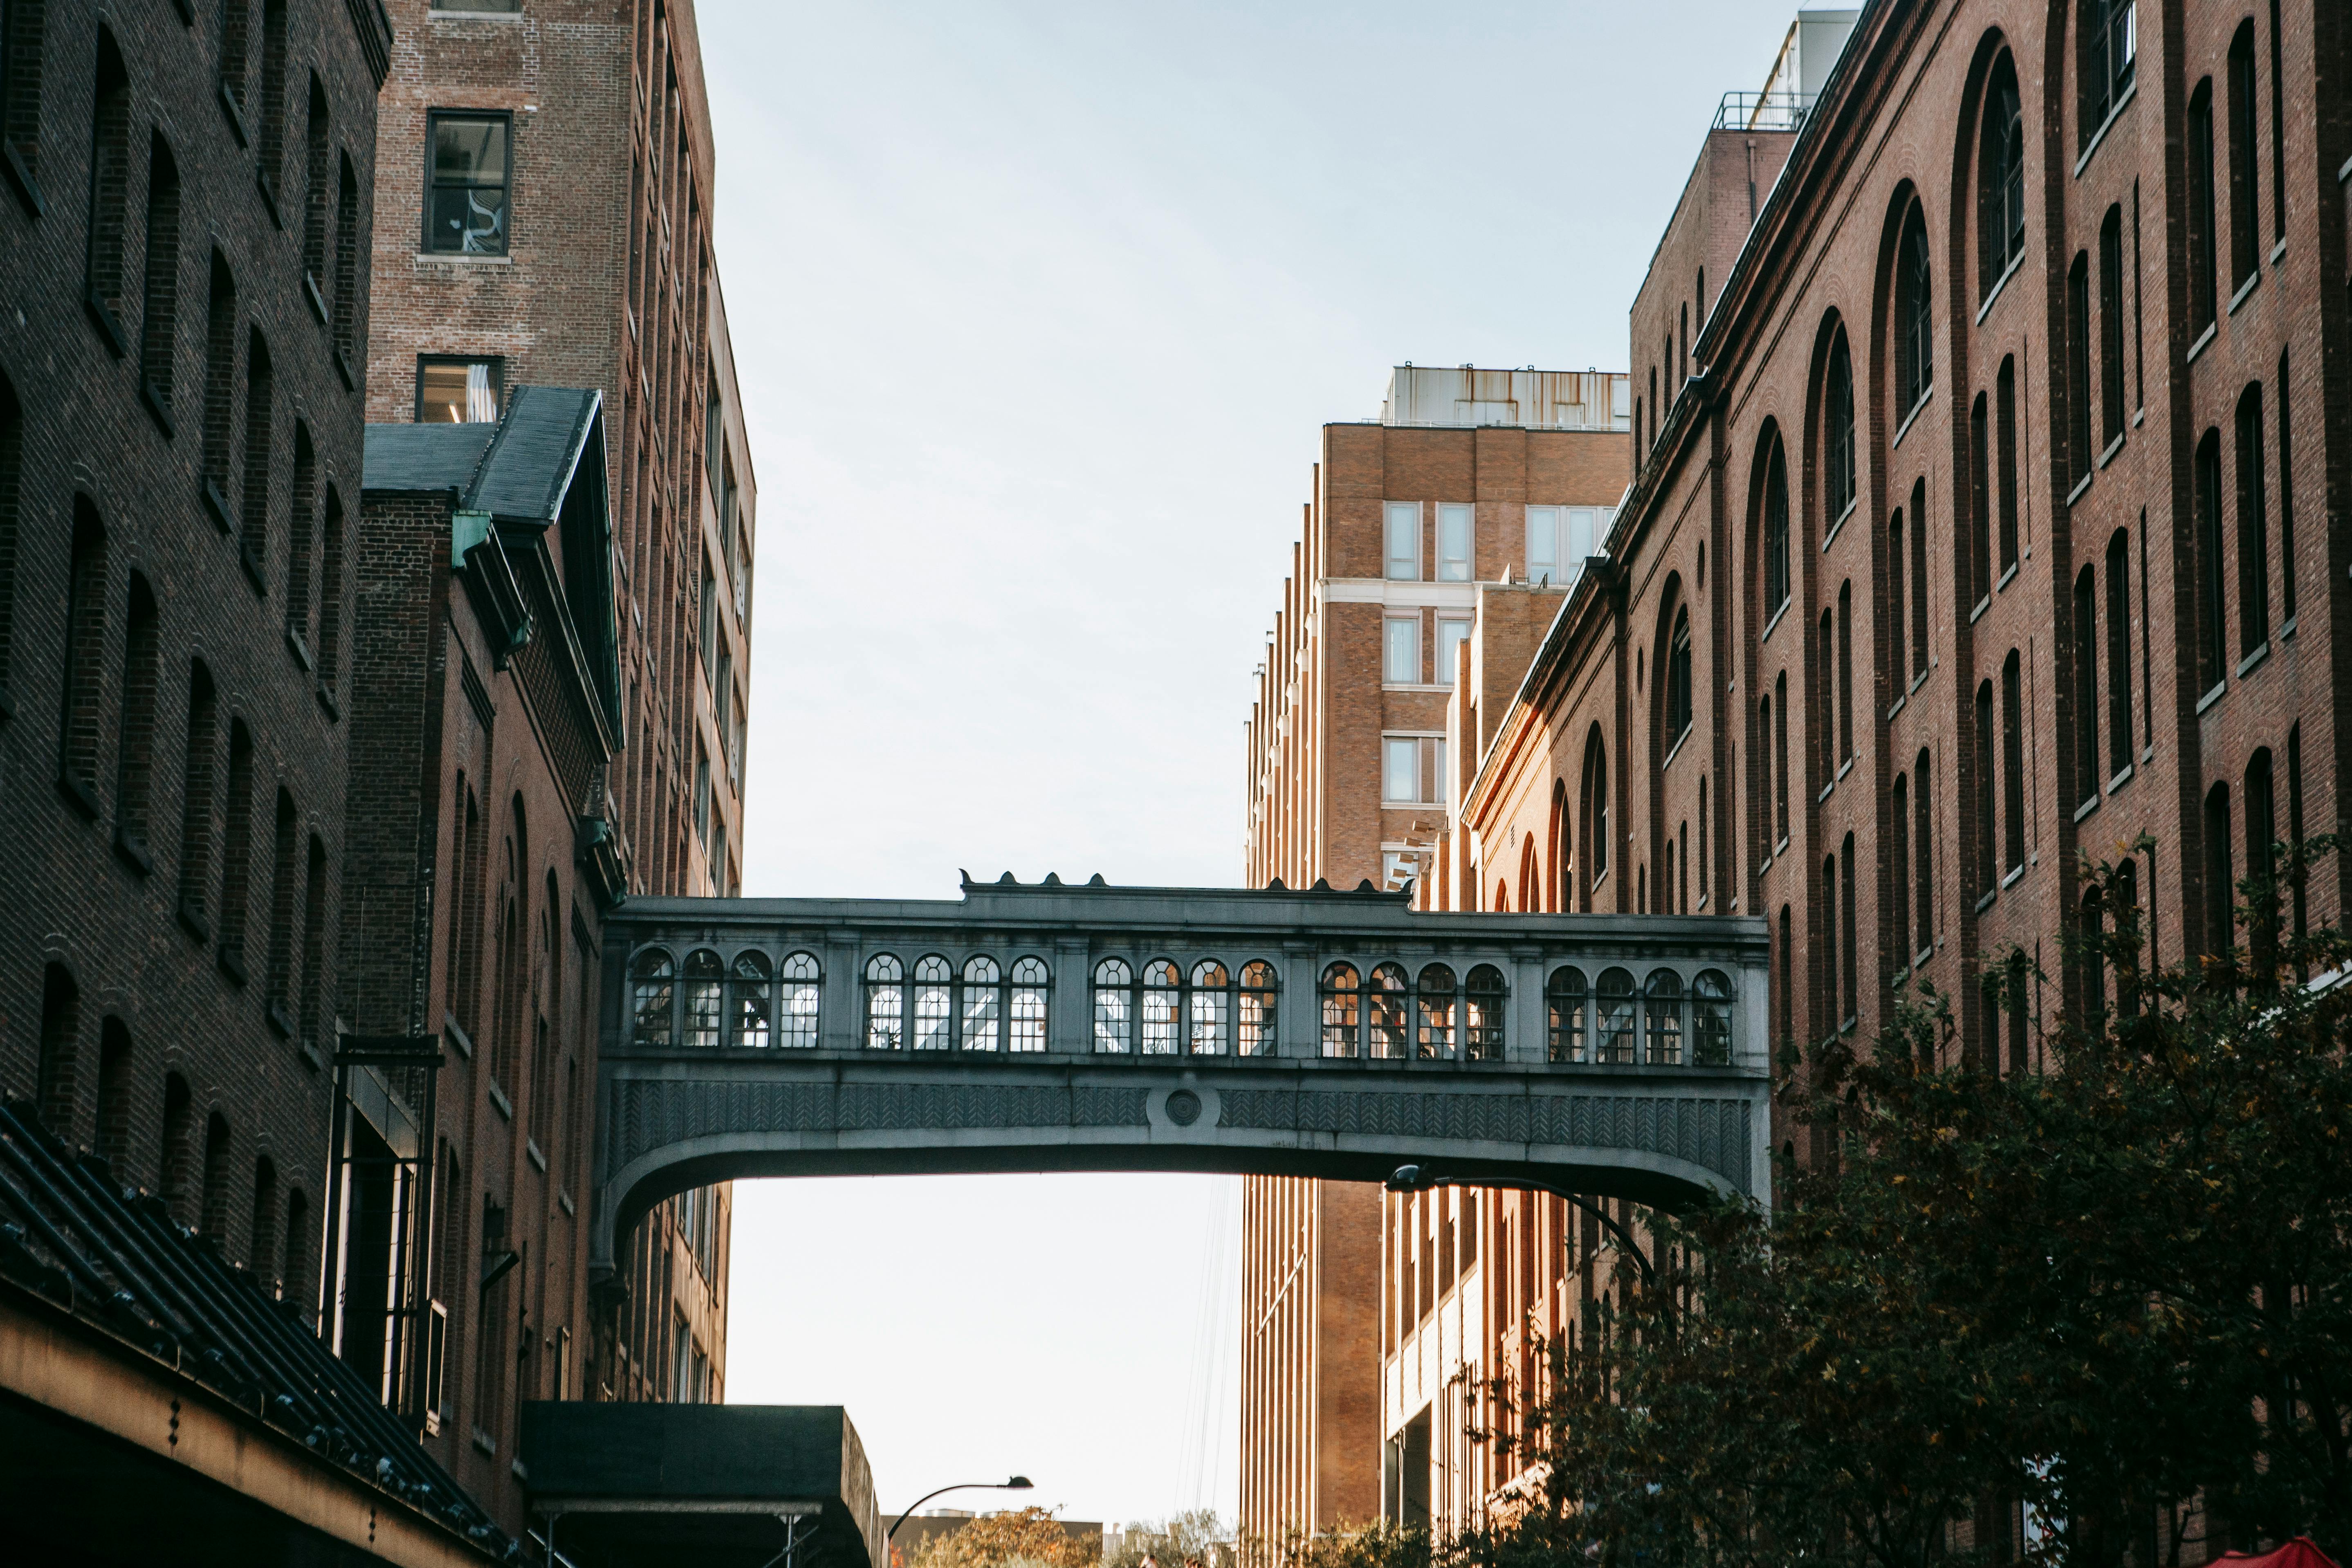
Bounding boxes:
[1238,369,1632,1557]
[364,0,756,1424]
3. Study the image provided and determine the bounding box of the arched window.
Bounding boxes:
[1463,965,1506,1060]
[864,954,904,1050]
[1092,958,1134,1052]
[630,949,675,1047]
[332,152,361,360]
[1836,580,1854,764]
[729,951,772,1048]
[1416,964,1456,1059]
[1979,58,2025,292]
[2235,383,2269,655]
[83,31,130,344]
[1968,393,1992,605]
[781,952,821,1048]
[202,252,238,515]
[1188,960,1231,1055]
[1888,506,1906,694]
[1756,692,1773,865]
[2227,22,2258,289]
[681,950,722,1048]
[1009,957,1049,1052]
[911,956,953,1050]
[1773,671,1791,844]
[302,76,329,294]
[240,328,274,576]
[256,0,287,194]
[173,663,216,924]
[1136,959,1179,1053]
[1,0,46,191]
[957,955,1003,1051]
[1692,970,1733,1066]
[218,720,256,975]
[1895,206,1933,415]
[2187,80,2217,332]
[1840,832,1859,1023]
[1817,609,1837,778]
[1594,967,1636,1064]
[114,575,159,859]
[1821,852,1840,1036]
[2194,430,2225,693]
[1825,330,1857,520]
[1546,966,1587,1063]
[2080,0,2136,144]
[1367,962,1409,1059]
[318,486,347,701]
[1580,729,1609,897]
[137,133,181,417]
[1645,969,1685,1065]
[1666,606,1692,743]
[58,500,107,809]
[1908,478,1929,679]
[1320,962,1360,1058]
[1238,961,1278,1055]
[2202,782,2233,958]
[263,788,298,1023]
[1762,435,1790,617]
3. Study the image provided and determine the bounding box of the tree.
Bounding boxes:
[903,1507,1102,1568]
[1109,1510,1234,1568]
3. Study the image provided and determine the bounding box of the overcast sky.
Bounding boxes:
[702,0,1800,1530]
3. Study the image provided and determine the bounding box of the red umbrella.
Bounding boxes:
[2217,1540,2341,1568]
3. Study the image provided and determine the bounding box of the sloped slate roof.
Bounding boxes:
[363,386,601,525]
[0,1099,508,1556]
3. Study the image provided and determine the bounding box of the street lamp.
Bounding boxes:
[888,1477,1035,1543]
[1385,1163,1660,1291]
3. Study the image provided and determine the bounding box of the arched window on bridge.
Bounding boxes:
[729,951,772,1048]
[1367,963,1409,1059]
[1464,965,1507,1060]
[1188,961,1230,1054]
[864,954,904,1050]
[1416,964,1456,1059]
[1009,957,1049,1052]
[781,951,821,1048]
[1141,960,1181,1054]
[682,950,723,1049]
[1547,966,1588,1063]
[1320,963,1360,1058]
[1092,958,1133,1052]
[912,956,953,1050]
[1237,961,1278,1055]
[1692,969,1733,1066]
[1645,968,1685,1065]
[1595,967,1636,1063]
[630,948,675,1048]
[958,956,1002,1051]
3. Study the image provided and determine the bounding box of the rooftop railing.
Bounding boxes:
[1715,90,1815,132]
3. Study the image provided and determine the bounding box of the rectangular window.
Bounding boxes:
[1566,507,1598,563]
[1996,359,2020,572]
[1382,736,1443,806]
[2066,254,2092,487]
[432,0,521,11]
[2227,29,2259,290]
[1382,616,1420,685]
[1434,619,1470,688]
[2187,88,2217,332]
[2002,655,2026,873]
[2105,534,2133,777]
[1525,506,1560,585]
[2235,389,2269,654]
[1383,501,1420,581]
[416,356,502,424]
[1436,504,1472,582]
[2098,209,2126,448]
[424,111,510,255]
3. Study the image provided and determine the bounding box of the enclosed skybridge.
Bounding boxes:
[589,877,1771,1278]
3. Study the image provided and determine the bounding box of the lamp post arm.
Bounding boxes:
[889,1483,1028,1543]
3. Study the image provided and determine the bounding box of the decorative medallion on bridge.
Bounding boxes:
[1164,1089,1203,1126]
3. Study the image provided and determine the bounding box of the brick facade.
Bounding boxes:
[361,0,755,1429]
[1420,0,2352,1553]
[0,0,391,1330]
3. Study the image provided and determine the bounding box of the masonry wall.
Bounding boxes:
[364,0,754,1421]
[0,0,389,1321]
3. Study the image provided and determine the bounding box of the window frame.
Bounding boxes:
[421,108,514,256]
[415,354,505,424]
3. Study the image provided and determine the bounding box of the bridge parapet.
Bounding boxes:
[591,879,1771,1276]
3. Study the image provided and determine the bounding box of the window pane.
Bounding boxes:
[1438,504,1473,581]
[1383,737,1417,803]
[1435,620,1470,687]
[1384,617,1418,684]
[428,116,509,254]
[1384,501,1419,580]
[1565,507,1596,564]
[1526,507,1560,583]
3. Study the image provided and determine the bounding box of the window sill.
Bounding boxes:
[2,142,41,218]
[56,772,100,821]
[177,899,210,944]
[444,1014,475,1058]
[559,1189,576,1217]
[256,170,283,230]
[1975,889,1998,915]
[472,1429,497,1458]
[1997,562,2018,594]
[240,542,269,595]
[218,945,248,987]
[333,345,356,391]
[1976,253,2024,325]
[2096,432,2124,471]
[2271,238,2287,266]
[1891,392,1932,451]
[2107,761,2133,794]
[85,293,128,357]
[415,251,514,266]
[2073,81,2137,179]
[431,5,527,18]
[285,627,314,672]
[1969,594,1991,626]
[2228,269,2261,317]
[112,827,153,876]
[201,477,234,534]
[2196,679,2227,716]
[527,1139,548,1173]
[2282,615,2297,642]
[303,273,328,325]
[218,83,249,148]
[489,1081,514,1121]
[2002,864,2025,890]
[1818,780,1835,804]
[2067,471,2094,509]
[140,380,175,440]
[2074,794,2100,824]
[1381,682,1454,694]
[1761,599,1791,644]
[1887,692,1905,723]
[266,999,294,1038]
[2236,641,2270,680]
[2186,322,2218,366]
[1823,496,1858,551]
[1662,727,1691,771]
[1917,946,1933,970]
[1776,835,1789,858]
[1837,758,1854,782]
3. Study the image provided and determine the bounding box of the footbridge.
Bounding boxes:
[589,877,1771,1277]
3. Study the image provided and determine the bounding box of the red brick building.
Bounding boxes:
[1237,367,1632,1556]
[0,0,390,1309]
[361,0,754,1425]
[1409,0,2351,1553]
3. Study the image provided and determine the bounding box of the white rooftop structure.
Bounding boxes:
[1380,365,1632,432]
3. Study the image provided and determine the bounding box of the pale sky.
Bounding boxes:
[703,0,1800,1530]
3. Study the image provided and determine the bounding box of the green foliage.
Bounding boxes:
[1453,836,2352,1568]
[1109,1510,1234,1568]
